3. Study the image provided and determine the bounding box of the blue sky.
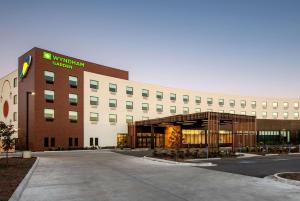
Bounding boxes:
[0,0,299,97]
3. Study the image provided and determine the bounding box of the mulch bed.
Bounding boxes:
[278,172,300,181]
[0,157,36,201]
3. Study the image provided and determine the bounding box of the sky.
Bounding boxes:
[0,0,299,98]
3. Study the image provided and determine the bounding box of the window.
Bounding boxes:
[126,115,133,123]
[183,95,189,103]
[229,99,235,107]
[109,83,117,93]
[156,104,163,113]
[170,93,176,101]
[90,80,99,90]
[251,111,256,116]
[241,100,246,108]
[156,91,163,99]
[90,138,93,146]
[50,137,55,147]
[195,108,201,113]
[69,76,78,88]
[219,110,224,113]
[44,137,49,147]
[13,95,17,104]
[272,112,278,119]
[229,110,235,114]
[126,101,133,110]
[207,98,213,105]
[142,103,149,111]
[69,93,78,105]
[69,111,78,122]
[126,86,133,95]
[207,109,213,112]
[44,71,54,83]
[218,99,224,106]
[109,114,117,123]
[142,89,149,97]
[283,112,289,119]
[142,116,149,120]
[183,107,189,114]
[195,96,201,104]
[95,138,99,146]
[13,112,17,121]
[90,96,99,106]
[294,102,299,109]
[90,112,99,122]
[69,138,73,147]
[74,138,78,147]
[283,102,289,109]
[294,112,299,119]
[109,99,117,108]
[262,112,267,118]
[13,78,17,88]
[44,109,54,120]
[241,111,246,115]
[262,101,267,109]
[170,106,176,114]
[44,90,54,102]
[272,102,278,109]
[251,101,256,108]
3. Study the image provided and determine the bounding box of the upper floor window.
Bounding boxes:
[219,110,224,113]
[44,90,54,102]
[229,99,235,107]
[207,98,213,106]
[90,112,99,122]
[13,77,17,88]
[69,93,78,105]
[156,91,163,100]
[272,112,278,119]
[170,93,176,101]
[69,111,78,122]
[229,110,235,114]
[183,107,189,114]
[109,114,117,123]
[126,86,133,95]
[44,71,54,84]
[126,115,133,123]
[195,96,201,104]
[90,80,99,90]
[294,102,299,109]
[69,76,78,88]
[294,112,299,119]
[44,108,54,121]
[283,102,289,109]
[13,112,17,121]
[283,112,289,119]
[109,99,117,108]
[251,101,256,108]
[207,109,213,112]
[126,101,133,110]
[241,100,246,108]
[262,101,267,109]
[90,96,99,106]
[13,95,17,104]
[142,116,149,120]
[272,102,278,109]
[195,108,201,113]
[170,106,176,114]
[251,111,256,116]
[183,95,189,103]
[156,104,163,113]
[262,111,267,118]
[109,83,117,93]
[142,103,149,111]
[218,99,224,106]
[142,89,149,97]
[241,111,246,115]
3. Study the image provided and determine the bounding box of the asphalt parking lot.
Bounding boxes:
[202,154,300,178]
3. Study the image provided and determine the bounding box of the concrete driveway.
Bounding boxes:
[18,150,300,201]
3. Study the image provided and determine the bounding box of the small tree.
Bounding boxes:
[0,121,16,167]
[169,127,182,161]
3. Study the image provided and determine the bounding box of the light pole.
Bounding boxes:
[26,91,35,150]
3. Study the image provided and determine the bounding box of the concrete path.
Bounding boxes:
[18,151,299,201]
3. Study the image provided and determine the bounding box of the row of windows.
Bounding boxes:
[89,80,300,110]
[44,109,78,122]
[44,137,79,148]
[44,71,78,88]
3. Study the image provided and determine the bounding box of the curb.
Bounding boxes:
[272,172,300,187]
[265,154,279,156]
[8,157,40,201]
[143,156,216,167]
[288,153,300,155]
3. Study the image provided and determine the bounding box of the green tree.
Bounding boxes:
[0,121,16,167]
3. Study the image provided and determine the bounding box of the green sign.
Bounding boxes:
[42,51,85,69]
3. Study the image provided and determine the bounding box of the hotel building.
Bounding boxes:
[0,47,300,151]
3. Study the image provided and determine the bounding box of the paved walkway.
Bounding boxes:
[18,151,300,201]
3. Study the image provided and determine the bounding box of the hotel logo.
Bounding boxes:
[20,55,32,80]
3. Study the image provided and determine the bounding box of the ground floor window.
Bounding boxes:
[136,133,164,148]
[257,130,290,145]
[44,137,49,147]
[90,138,93,146]
[117,133,128,148]
[50,137,55,147]
[95,138,99,146]
[69,137,73,147]
[74,138,78,147]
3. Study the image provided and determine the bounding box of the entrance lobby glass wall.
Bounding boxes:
[257,130,290,145]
